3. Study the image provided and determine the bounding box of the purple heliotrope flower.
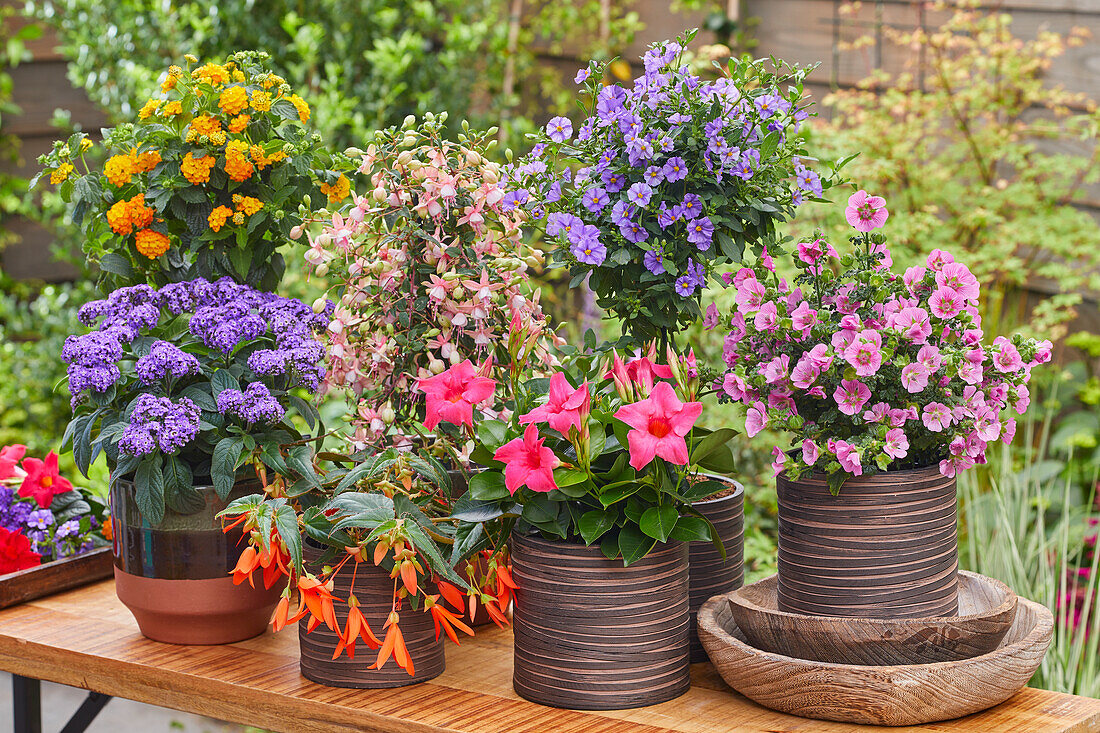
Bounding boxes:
[687,216,714,250]
[546,116,573,143]
[135,341,201,385]
[626,182,653,207]
[217,382,286,425]
[119,394,201,456]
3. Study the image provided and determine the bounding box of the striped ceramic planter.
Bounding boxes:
[688,481,745,663]
[776,465,959,619]
[510,532,691,710]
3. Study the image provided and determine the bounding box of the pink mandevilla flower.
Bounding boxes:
[614,382,703,470]
[493,424,560,494]
[520,372,590,436]
[417,360,496,429]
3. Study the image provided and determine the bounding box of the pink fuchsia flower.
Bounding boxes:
[771,447,787,476]
[883,428,909,460]
[834,440,863,476]
[754,301,779,330]
[843,330,883,377]
[922,402,953,432]
[929,287,964,319]
[417,359,496,429]
[802,440,819,466]
[493,424,560,494]
[0,445,26,481]
[844,190,889,232]
[926,249,955,272]
[614,382,703,470]
[992,336,1024,373]
[520,372,590,436]
[744,401,768,437]
[893,307,932,344]
[936,262,980,303]
[790,301,817,335]
[18,452,72,508]
[833,379,871,416]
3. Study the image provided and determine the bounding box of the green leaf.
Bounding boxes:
[617,524,656,566]
[598,482,641,507]
[210,370,239,397]
[212,436,244,500]
[403,521,464,585]
[690,428,738,465]
[639,505,678,542]
[329,493,395,530]
[163,455,203,514]
[286,445,320,488]
[521,493,558,524]
[669,515,713,542]
[134,458,165,527]
[273,502,303,574]
[476,419,507,451]
[578,509,615,545]
[451,496,505,523]
[469,471,510,500]
[552,468,589,488]
[588,424,606,460]
[98,252,133,278]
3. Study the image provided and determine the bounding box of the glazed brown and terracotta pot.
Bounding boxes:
[111,479,280,644]
[688,479,745,663]
[510,532,691,710]
[298,541,445,688]
[776,464,959,619]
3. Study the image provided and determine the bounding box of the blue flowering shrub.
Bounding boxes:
[505,33,846,346]
[60,277,330,525]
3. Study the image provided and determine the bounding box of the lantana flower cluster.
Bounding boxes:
[37,51,343,292]
[505,34,831,343]
[63,277,331,525]
[301,114,560,449]
[719,192,1050,490]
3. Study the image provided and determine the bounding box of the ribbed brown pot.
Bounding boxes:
[111,479,280,644]
[688,481,745,663]
[297,542,444,688]
[510,532,691,710]
[777,465,959,619]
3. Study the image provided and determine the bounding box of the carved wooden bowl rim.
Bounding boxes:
[702,591,1051,673]
[731,570,1015,626]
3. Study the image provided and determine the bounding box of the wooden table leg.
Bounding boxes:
[12,675,41,733]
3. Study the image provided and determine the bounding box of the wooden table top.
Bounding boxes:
[0,580,1097,733]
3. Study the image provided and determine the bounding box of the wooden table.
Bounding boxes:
[0,581,1098,733]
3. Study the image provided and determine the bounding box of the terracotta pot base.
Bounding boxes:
[114,567,280,645]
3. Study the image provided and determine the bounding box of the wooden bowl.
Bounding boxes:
[728,571,1017,665]
[698,593,1053,726]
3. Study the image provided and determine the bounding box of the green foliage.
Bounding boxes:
[793,4,1100,339]
[960,407,1100,697]
[28,0,643,152]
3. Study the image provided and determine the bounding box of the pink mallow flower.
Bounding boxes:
[834,440,863,476]
[614,382,703,470]
[802,440,819,466]
[417,360,496,429]
[884,428,909,460]
[520,372,591,436]
[754,301,779,330]
[493,424,560,494]
[922,402,953,432]
[771,447,787,477]
[844,190,889,232]
[936,262,980,303]
[744,401,768,438]
[992,336,1024,373]
[833,379,871,416]
[735,277,766,314]
[929,287,963,319]
[790,301,817,335]
[926,249,955,272]
[843,330,883,377]
[900,363,930,393]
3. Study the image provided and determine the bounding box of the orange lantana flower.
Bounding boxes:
[219,85,249,115]
[135,229,170,259]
